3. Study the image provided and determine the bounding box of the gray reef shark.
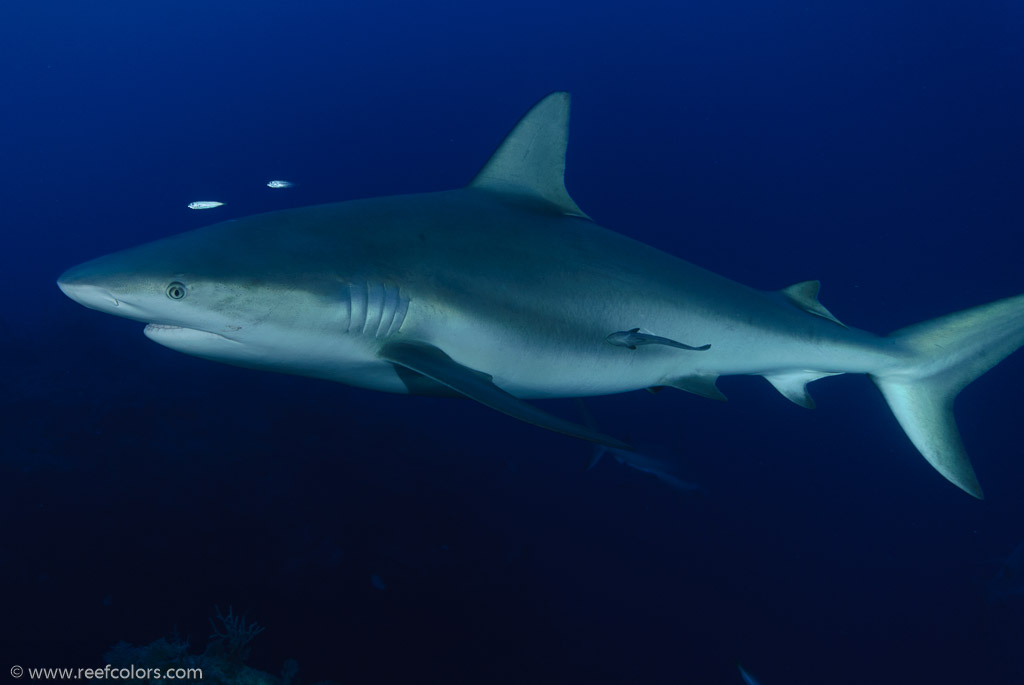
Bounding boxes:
[576,399,700,492]
[57,92,1024,498]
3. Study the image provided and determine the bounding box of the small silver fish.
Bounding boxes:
[187,201,224,210]
[266,180,294,189]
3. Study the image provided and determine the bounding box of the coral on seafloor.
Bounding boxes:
[104,606,337,685]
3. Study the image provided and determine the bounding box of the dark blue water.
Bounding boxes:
[2,2,1023,683]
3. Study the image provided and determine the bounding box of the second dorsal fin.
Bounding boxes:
[779,280,846,327]
[468,92,589,219]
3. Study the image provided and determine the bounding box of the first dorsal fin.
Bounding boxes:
[779,280,846,327]
[469,92,590,219]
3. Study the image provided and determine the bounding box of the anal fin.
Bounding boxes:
[763,370,842,409]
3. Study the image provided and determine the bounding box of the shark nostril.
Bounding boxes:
[55,277,122,312]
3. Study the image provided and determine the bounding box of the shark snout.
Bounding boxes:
[57,265,121,312]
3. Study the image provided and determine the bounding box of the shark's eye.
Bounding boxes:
[166,282,187,300]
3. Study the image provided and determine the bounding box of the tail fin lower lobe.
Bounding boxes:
[872,293,1024,498]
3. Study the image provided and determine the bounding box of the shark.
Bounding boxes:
[57,92,1024,498]
[589,443,701,494]
[576,399,700,492]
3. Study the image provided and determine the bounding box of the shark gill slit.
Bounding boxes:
[388,291,410,336]
[364,282,384,335]
[347,282,366,333]
[376,284,399,337]
[346,282,408,338]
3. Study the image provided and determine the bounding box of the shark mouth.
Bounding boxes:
[143,324,239,345]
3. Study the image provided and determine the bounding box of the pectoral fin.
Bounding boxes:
[380,341,632,450]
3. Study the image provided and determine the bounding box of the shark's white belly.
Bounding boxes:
[394,289,902,400]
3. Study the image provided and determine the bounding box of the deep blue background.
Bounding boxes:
[2,1,1023,683]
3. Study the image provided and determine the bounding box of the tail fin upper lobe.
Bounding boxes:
[872,293,1024,498]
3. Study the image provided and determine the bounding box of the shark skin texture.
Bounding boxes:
[57,92,1024,498]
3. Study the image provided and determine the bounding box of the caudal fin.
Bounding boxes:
[872,293,1024,498]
